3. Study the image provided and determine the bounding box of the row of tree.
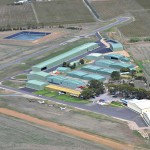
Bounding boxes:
[108,84,150,100]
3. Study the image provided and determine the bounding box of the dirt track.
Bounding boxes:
[0,108,134,150]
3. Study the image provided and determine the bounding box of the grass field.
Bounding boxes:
[91,0,141,20]
[33,0,95,25]
[1,96,148,148]
[119,11,150,37]
[90,0,150,37]
[0,115,111,150]
[127,43,150,83]
[34,90,89,104]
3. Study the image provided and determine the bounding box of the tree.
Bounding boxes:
[88,80,104,96]
[62,62,70,67]
[81,88,94,99]
[70,63,76,69]
[111,71,120,80]
[79,59,85,64]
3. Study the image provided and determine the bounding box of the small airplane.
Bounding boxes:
[38,100,45,104]
[60,106,66,110]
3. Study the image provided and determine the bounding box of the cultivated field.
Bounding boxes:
[119,11,150,37]
[0,115,110,150]
[90,0,150,37]
[90,0,141,20]
[0,0,95,28]
[33,0,95,25]
[0,4,36,28]
[127,43,150,82]
[0,96,149,148]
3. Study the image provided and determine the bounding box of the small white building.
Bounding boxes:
[143,112,150,126]
[127,99,150,114]
[85,53,102,60]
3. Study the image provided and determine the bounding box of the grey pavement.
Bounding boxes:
[0,85,147,128]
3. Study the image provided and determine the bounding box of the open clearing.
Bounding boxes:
[0,108,135,150]
[90,0,150,37]
[0,96,149,149]
[0,115,111,150]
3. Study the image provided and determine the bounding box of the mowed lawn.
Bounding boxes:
[33,0,95,25]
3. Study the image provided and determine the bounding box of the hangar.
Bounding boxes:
[143,112,150,126]
[127,99,150,114]
[32,43,99,72]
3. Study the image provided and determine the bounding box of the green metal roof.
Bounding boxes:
[111,62,134,68]
[30,71,50,77]
[67,70,88,77]
[33,43,97,68]
[95,59,115,65]
[83,74,105,80]
[99,68,117,73]
[56,67,70,71]
[104,53,124,58]
[81,65,102,70]
[47,75,67,80]
[27,80,47,86]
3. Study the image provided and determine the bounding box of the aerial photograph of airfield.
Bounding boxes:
[0,0,150,150]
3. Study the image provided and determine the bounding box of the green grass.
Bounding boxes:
[15,74,27,80]
[2,80,25,88]
[34,89,89,104]
[55,94,89,104]
[110,101,124,107]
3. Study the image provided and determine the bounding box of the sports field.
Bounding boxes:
[33,0,95,25]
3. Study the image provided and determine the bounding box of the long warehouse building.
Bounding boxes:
[32,43,99,72]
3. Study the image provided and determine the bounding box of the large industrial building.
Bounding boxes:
[26,80,49,90]
[127,99,150,114]
[45,84,81,97]
[107,40,124,51]
[104,53,130,62]
[32,43,99,72]
[143,112,150,126]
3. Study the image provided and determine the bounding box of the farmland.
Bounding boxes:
[119,11,150,37]
[0,0,95,28]
[0,4,36,28]
[33,0,95,25]
[90,0,150,37]
[127,43,150,82]
[90,0,142,20]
